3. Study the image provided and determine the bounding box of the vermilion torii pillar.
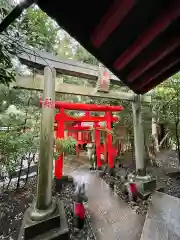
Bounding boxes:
[94,121,101,168]
[55,108,65,179]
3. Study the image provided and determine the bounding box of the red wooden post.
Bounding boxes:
[84,111,90,144]
[106,111,113,168]
[76,122,81,157]
[94,122,101,168]
[103,128,107,163]
[76,143,79,157]
[55,108,64,179]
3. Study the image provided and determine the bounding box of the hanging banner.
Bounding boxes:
[96,66,110,92]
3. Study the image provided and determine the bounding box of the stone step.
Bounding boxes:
[140,191,180,240]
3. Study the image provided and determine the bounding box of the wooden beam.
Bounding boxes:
[91,0,135,48]
[127,37,180,82]
[133,52,180,91]
[114,0,180,71]
[15,75,151,103]
[140,62,180,94]
[18,48,122,85]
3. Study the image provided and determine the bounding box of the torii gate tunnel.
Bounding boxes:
[40,99,124,179]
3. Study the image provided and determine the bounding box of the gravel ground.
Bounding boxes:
[0,178,35,240]
[102,150,180,216]
[102,169,180,216]
[0,177,95,240]
[101,173,152,216]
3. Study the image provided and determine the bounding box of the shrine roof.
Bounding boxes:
[37,0,180,94]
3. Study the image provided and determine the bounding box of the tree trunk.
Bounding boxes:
[175,121,180,164]
[159,132,169,149]
[16,156,24,189]
[152,115,159,153]
[158,124,165,146]
[7,176,12,190]
[25,161,31,185]
[144,134,157,167]
[25,153,34,185]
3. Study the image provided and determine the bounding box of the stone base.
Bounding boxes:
[18,199,69,240]
[97,165,108,177]
[89,164,98,171]
[97,166,103,171]
[136,168,146,176]
[108,167,115,177]
[138,178,156,192]
[98,171,105,178]
[157,187,164,193]
[55,176,74,192]
[136,176,157,200]
[96,166,103,176]
[89,167,96,171]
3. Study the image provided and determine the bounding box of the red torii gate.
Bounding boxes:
[56,111,120,162]
[54,111,120,155]
[41,100,123,179]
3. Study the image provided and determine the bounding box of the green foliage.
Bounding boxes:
[0,3,60,86]
[0,43,16,85]
[149,72,180,156]
[154,74,180,124]
[75,44,99,65]
[0,112,40,175]
[0,85,40,176]
[20,7,59,52]
[56,136,76,155]
[0,1,16,85]
[56,34,74,59]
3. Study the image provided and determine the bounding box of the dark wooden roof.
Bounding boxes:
[37,0,180,94]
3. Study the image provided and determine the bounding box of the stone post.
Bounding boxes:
[30,66,56,220]
[132,95,146,176]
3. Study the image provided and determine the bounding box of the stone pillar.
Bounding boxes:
[19,67,69,240]
[132,95,145,176]
[30,66,56,220]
